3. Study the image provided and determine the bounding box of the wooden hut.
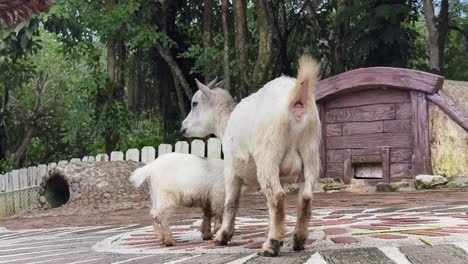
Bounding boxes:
[0,0,55,27]
[316,68,467,184]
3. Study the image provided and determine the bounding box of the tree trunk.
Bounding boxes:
[233,0,249,97]
[221,0,231,91]
[11,76,47,167]
[155,42,193,99]
[203,0,213,82]
[437,0,449,74]
[0,88,9,161]
[423,0,440,73]
[252,0,274,90]
[12,124,37,167]
[105,35,126,153]
[329,0,346,75]
[107,36,126,101]
[173,77,187,117]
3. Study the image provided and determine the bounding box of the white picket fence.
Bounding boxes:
[0,138,222,216]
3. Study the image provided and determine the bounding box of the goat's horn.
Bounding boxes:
[214,79,226,88]
[206,76,218,89]
[195,78,214,98]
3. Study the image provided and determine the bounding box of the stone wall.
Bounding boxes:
[429,103,468,177]
[38,161,147,211]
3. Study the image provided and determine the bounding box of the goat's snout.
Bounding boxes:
[180,127,187,135]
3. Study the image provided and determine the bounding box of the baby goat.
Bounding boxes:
[130,152,225,246]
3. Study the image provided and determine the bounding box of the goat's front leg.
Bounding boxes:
[257,158,285,257]
[293,141,320,251]
[214,164,242,245]
[200,205,213,240]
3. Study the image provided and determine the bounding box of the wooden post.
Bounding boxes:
[411,91,432,176]
[125,148,140,162]
[141,147,156,164]
[110,151,124,161]
[381,147,390,183]
[191,140,205,157]
[158,144,173,156]
[343,149,352,184]
[318,104,327,178]
[175,141,189,154]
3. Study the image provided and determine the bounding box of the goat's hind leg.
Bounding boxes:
[151,198,176,246]
[200,205,213,240]
[257,158,286,257]
[293,142,319,251]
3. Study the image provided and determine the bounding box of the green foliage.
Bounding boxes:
[1,0,468,172]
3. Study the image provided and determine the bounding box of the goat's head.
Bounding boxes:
[181,77,227,138]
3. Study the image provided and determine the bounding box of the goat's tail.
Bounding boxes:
[288,55,321,122]
[129,165,150,188]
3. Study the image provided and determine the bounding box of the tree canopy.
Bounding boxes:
[0,0,467,172]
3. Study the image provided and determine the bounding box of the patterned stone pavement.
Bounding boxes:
[1,205,468,264]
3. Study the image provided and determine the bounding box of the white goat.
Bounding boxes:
[129,152,225,246]
[181,55,321,256]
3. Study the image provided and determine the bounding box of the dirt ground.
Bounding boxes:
[1,189,467,230]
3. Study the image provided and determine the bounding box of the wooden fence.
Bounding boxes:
[0,138,222,216]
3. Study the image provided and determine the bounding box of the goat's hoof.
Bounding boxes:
[262,239,283,257]
[202,232,213,240]
[293,234,306,251]
[162,238,176,247]
[214,231,230,246]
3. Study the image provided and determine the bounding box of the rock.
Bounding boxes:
[71,183,79,192]
[38,187,45,195]
[72,175,81,183]
[39,196,47,204]
[445,177,468,188]
[346,179,376,193]
[323,181,347,192]
[376,181,415,192]
[319,177,336,185]
[313,182,325,193]
[415,175,448,190]
[284,183,300,194]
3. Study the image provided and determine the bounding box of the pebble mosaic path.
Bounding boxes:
[1,205,468,263]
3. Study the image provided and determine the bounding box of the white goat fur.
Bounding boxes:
[129,152,225,246]
[181,55,321,256]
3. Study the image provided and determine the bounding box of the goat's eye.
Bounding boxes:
[192,102,198,107]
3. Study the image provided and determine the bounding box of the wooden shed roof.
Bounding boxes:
[428,79,468,132]
[0,0,55,27]
[443,80,468,116]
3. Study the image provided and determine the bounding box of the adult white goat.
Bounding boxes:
[130,152,225,246]
[181,55,321,256]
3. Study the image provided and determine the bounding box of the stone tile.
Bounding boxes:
[320,247,395,264]
[323,228,348,235]
[331,209,366,214]
[401,231,450,237]
[350,225,391,231]
[400,244,468,264]
[323,214,345,219]
[331,236,359,244]
[179,253,249,264]
[368,207,407,213]
[370,234,408,239]
[245,252,313,264]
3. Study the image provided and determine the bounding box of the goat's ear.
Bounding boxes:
[206,76,218,89]
[214,79,226,89]
[195,78,214,99]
